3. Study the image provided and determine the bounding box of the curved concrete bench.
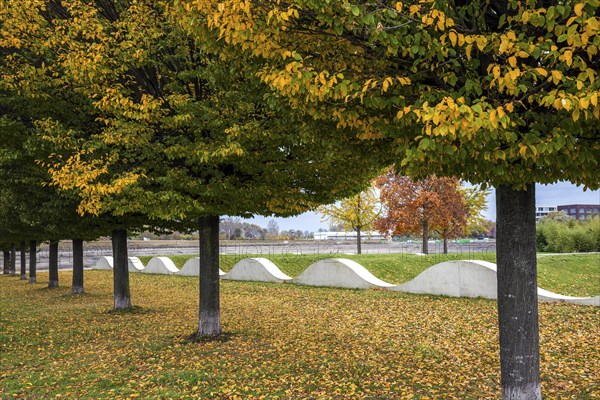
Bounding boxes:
[222,258,292,283]
[391,260,599,306]
[178,257,225,277]
[293,258,396,289]
[128,257,145,272]
[142,257,179,275]
[94,256,113,270]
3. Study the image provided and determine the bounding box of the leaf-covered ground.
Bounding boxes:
[1,271,598,399]
[139,252,600,297]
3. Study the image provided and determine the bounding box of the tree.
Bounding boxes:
[267,219,280,239]
[177,0,600,396]
[540,210,573,223]
[318,186,380,254]
[375,171,467,254]
[461,185,492,237]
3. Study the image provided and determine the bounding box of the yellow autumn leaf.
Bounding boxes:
[563,50,573,66]
[551,70,563,84]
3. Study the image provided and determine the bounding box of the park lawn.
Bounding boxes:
[139,252,599,297]
[0,271,598,399]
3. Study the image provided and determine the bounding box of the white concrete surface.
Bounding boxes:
[177,257,225,277]
[292,258,396,289]
[128,257,145,272]
[142,257,179,274]
[94,256,113,270]
[391,260,497,299]
[391,260,599,306]
[537,289,600,306]
[222,258,292,283]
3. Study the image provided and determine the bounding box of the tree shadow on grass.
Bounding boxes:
[106,306,154,315]
[184,331,236,344]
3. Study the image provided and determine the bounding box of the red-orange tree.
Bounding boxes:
[375,170,468,254]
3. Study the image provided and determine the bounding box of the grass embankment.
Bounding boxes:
[139,252,600,297]
[1,271,599,399]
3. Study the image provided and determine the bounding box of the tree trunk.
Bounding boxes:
[496,184,541,400]
[112,229,131,310]
[72,239,84,294]
[195,215,221,338]
[20,242,27,280]
[443,232,448,254]
[10,244,16,274]
[29,240,37,283]
[3,251,10,274]
[421,220,429,254]
[356,227,362,255]
[48,241,59,288]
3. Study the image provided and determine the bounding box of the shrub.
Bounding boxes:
[537,216,599,253]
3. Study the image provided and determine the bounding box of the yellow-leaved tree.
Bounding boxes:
[318,186,380,254]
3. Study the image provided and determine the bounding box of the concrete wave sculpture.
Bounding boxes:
[537,289,600,306]
[293,258,396,289]
[391,260,599,306]
[92,255,597,306]
[128,257,145,272]
[94,256,114,270]
[142,257,179,275]
[223,258,292,283]
[178,257,226,277]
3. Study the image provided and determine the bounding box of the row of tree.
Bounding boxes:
[2,0,598,398]
[0,0,389,339]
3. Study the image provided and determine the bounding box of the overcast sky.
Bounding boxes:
[241,181,600,232]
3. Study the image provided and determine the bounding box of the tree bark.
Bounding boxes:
[112,229,131,310]
[496,184,541,400]
[3,251,10,275]
[48,241,59,288]
[195,215,221,338]
[20,242,27,280]
[356,227,362,254]
[29,240,37,283]
[72,239,84,294]
[421,220,429,254]
[10,244,16,274]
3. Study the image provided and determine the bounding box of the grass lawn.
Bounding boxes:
[1,270,598,399]
[139,252,600,297]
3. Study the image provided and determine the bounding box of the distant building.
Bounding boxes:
[535,205,557,221]
[557,204,600,221]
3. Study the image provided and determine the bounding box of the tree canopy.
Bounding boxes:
[175,0,599,190]
[0,0,390,222]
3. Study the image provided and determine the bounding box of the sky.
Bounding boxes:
[241,182,600,233]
